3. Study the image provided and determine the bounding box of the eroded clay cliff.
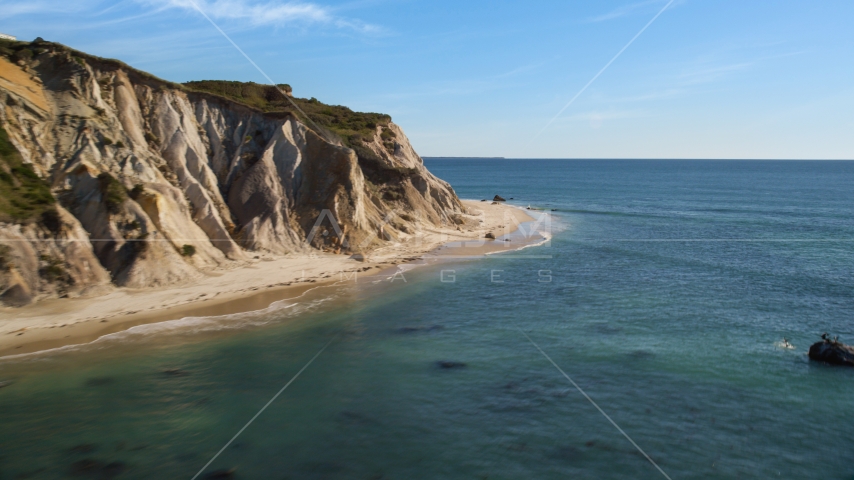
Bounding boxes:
[0,40,462,305]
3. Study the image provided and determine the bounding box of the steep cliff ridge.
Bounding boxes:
[0,39,462,305]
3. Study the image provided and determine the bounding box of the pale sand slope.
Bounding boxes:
[0,57,50,112]
[0,201,536,356]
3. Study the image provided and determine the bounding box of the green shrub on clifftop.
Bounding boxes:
[182,80,391,149]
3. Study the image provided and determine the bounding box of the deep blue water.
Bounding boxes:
[1,159,854,479]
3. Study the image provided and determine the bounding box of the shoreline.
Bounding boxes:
[0,201,542,358]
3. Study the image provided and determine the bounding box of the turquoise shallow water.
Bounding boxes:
[2,159,854,479]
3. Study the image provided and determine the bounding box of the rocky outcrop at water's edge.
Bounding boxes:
[808,336,854,367]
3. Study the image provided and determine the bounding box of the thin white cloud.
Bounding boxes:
[587,0,685,23]
[591,48,806,108]
[596,88,688,104]
[586,63,753,107]
[677,62,753,85]
[587,0,663,22]
[1,0,89,17]
[558,109,646,122]
[139,0,382,33]
[495,62,546,79]
[369,66,547,103]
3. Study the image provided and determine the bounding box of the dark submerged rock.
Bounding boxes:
[395,325,443,334]
[298,461,346,474]
[68,443,97,454]
[436,361,467,369]
[550,445,583,462]
[808,336,854,366]
[627,350,655,360]
[68,457,126,478]
[337,410,380,426]
[204,468,237,479]
[102,462,127,478]
[593,323,622,335]
[69,459,102,475]
[493,195,506,202]
[85,377,115,387]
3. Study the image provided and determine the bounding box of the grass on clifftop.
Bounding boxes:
[0,38,184,90]
[0,125,56,224]
[183,80,391,147]
[0,40,391,149]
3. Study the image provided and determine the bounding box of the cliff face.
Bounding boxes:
[0,40,462,305]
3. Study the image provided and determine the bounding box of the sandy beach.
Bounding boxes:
[0,201,539,357]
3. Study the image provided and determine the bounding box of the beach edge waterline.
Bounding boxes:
[0,201,539,358]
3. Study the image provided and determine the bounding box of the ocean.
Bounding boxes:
[1,159,853,479]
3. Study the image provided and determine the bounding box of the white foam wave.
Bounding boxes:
[485,231,552,256]
[509,204,571,234]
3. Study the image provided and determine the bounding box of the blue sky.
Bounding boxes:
[3,0,854,159]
